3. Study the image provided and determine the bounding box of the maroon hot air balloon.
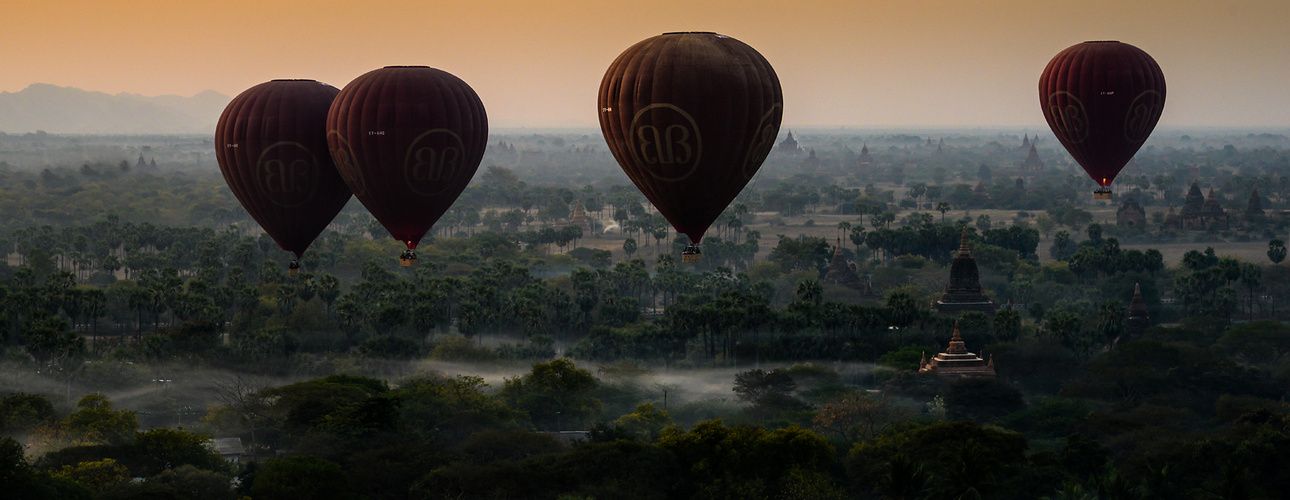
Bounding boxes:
[599,32,782,262]
[1039,41,1165,199]
[326,66,488,266]
[215,79,352,275]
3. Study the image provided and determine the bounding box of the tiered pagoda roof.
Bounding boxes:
[919,321,996,379]
[932,230,996,315]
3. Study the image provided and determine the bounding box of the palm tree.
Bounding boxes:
[936,202,952,223]
[796,279,823,306]
[879,454,930,500]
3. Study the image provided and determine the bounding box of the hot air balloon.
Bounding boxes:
[215,79,352,275]
[326,66,488,266]
[599,32,782,262]
[1039,41,1165,199]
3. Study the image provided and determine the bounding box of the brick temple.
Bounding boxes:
[919,321,996,379]
[932,229,997,315]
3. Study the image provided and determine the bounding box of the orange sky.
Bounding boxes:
[3,0,1288,128]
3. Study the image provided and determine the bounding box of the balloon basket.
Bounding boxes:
[288,260,301,276]
[681,244,701,263]
[1093,188,1113,200]
[399,250,418,267]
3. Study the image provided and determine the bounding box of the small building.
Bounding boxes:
[1116,194,1146,228]
[932,230,997,315]
[919,322,996,379]
[210,437,244,464]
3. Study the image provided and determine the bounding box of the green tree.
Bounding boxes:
[250,456,352,500]
[148,464,236,500]
[1268,239,1287,265]
[658,420,836,500]
[57,394,138,445]
[612,403,673,441]
[132,427,230,476]
[0,392,57,433]
[498,359,602,430]
[51,458,128,493]
[1096,300,1127,348]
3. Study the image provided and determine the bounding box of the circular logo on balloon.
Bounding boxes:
[327,131,367,197]
[628,104,703,182]
[254,142,320,208]
[1046,91,1089,144]
[743,103,782,179]
[1123,90,1163,143]
[403,129,467,197]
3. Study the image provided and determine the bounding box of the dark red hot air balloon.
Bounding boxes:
[599,32,782,262]
[215,79,352,275]
[1039,41,1165,199]
[326,66,488,266]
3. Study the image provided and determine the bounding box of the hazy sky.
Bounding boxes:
[4,0,1288,129]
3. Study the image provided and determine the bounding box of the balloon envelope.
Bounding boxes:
[326,66,488,249]
[1039,41,1165,189]
[215,79,352,259]
[598,32,782,243]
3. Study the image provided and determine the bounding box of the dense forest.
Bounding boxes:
[2,130,1290,499]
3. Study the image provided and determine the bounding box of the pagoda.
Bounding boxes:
[823,238,864,290]
[778,131,802,154]
[972,182,990,207]
[919,322,996,379]
[858,144,873,168]
[932,230,997,315]
[1116,194,1146,228]
[567,202,589,231]
[1179,180,1206,229]
[1019,133,1031,151]
[1199,188,1230,230]
[1020,144,1044,174]
[1125,283,1150,342]
[1245,187,1265,218]
[1162,205,1181,231]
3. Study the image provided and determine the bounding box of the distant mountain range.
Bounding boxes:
[0,84,230,135]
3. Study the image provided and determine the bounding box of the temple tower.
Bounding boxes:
[1125,283,1150,341]
[1180,180,1205,229]
[932,229,997,315]
[1200,188,1230,229]
[1020,144,1044,174]
[1245,187,1265,218]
